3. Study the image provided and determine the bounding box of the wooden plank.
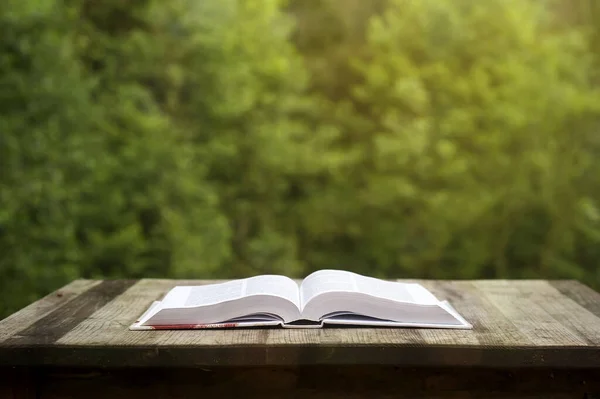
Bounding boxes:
[262,327,430,365]
[508,280,600,345]
[0,280,101,343]
[59,279,471,348]
[56,279,227,347]
[474,280,590,347]
[31,279,600,349]
[4,280,136,346]
[36,366,600,399]
[57,278,463,353]
[418,280,530,347]
[550,280,600,318]
[2,279,600,368]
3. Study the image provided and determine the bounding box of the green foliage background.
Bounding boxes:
[1,0,599,317]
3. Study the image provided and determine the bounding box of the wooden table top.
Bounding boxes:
[1,278,600,368]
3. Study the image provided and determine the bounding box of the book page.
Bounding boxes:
[354,274,437,304]
[244,275,300,307]
[300,269,356,309]
[182,275,300,308]
[300,269,438,309]
[183,280,245,306]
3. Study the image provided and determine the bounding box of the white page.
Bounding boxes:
[244,275,300,307]
[183,280,244,306]
[179,275,299,308]
[300,269,439,309]
[355,274,439,304]
[137,275,302,326]
[300,269,357,309]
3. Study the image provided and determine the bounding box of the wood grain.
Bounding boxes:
[0,280,100,343]
[1,279,600,368]
[57,279,229,347]
[510,280,600,345]
[475,280,590,346]
[4,280,136,346]
[550,280,600,318]
[418,280,530,347]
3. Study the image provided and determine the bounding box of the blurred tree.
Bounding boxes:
[287,0,386,98]
[291,0,600,282]
[160,0,331,277]
[0,0,95,313]
[2,0,600,319]
[0,0,230,317]
[554,0,600,284]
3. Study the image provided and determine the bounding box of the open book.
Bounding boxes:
[130,270,472,330]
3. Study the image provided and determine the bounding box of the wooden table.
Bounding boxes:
[1,279,600,398]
